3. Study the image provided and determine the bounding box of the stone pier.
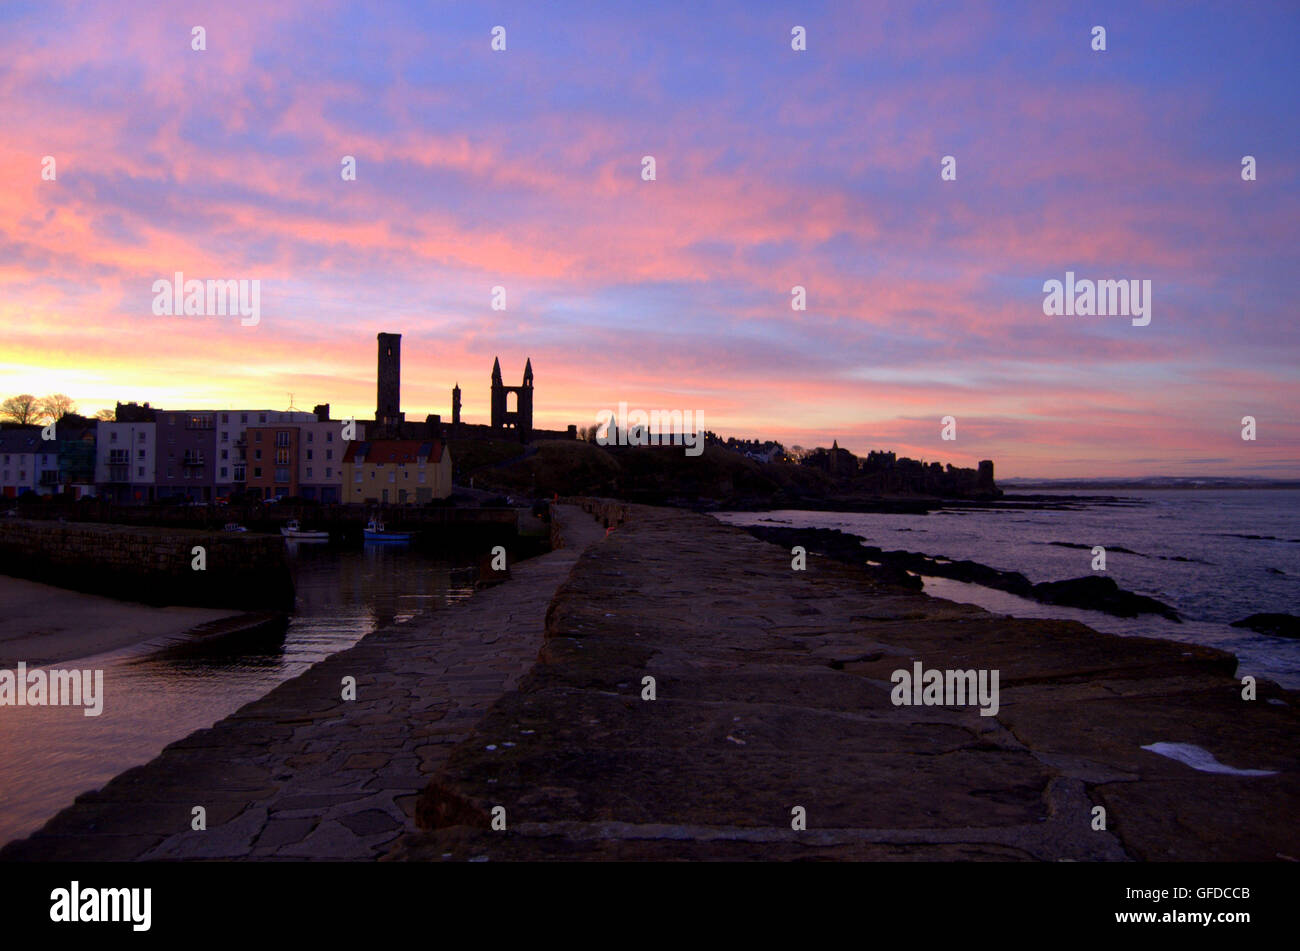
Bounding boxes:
[4,502,1296,862]
[0,505,606,860]
[390,503,1299,861]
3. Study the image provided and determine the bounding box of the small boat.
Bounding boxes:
[222,522,248,533]
[280,519,329,541]
[364,519,414,542]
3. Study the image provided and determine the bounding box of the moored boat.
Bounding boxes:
[364,519,414,542]
[280,519,329,541]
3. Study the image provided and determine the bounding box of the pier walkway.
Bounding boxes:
[390,502,1299,861]
[0,505,606,860]
[5,501,1296,862]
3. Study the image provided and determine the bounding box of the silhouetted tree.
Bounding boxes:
[38,394,77,422]
[1,394,41,424]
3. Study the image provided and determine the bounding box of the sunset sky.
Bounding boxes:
[2,1,1296,478]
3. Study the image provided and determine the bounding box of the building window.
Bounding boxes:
[221,431,228,442]
[354,471,362,483]
[275,468,289,484]
[306,467,313,478]
[275,448,290,465]
[306,432,313,442]
[326,432,333,442]
[254,432,263,442]
[306,450,313,460]
[259,414,266,423]
[220,467,228,478]
[221,414,229,423]
[138,432,145,442]
[326,467,332,478]
[221,449,228,460]
[138,449,145,459]
[388,471,395,483]
[325,449,333,460]
[240,414,248,424]
[137,467,144,477]
[418,471,426,483]
[253,467,262,478]
[254,449,262,460]
[275,431,290,447]
[110,431,118,443]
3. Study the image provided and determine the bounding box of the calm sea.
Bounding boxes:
[717,489,1300,690]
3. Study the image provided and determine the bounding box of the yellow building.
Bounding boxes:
[341,439,452,504]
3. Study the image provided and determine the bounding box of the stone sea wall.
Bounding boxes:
[0,519,293,611]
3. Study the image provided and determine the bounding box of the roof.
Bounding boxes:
[342,439,444,465]
[0,429,42,453]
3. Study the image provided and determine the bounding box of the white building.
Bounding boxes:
[95,421,156,503]
[1,430,43,498]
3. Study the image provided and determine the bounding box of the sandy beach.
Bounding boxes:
[0,575,243,666]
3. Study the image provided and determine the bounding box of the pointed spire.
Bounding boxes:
[523,357,533,385]
[491,357,502,383]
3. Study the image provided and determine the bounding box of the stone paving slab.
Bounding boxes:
[0,505,606,861]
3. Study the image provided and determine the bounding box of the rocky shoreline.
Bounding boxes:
[391,501,1298,861]
[742,524,1183,621]
[689,492,1141,515]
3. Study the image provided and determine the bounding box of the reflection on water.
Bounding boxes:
[0,542,475,848]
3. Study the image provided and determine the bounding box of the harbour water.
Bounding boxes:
[0,542,475,847]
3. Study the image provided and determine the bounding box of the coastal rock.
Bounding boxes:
[1231,613,1300,639]
[1031,575,1181,621]
[741,524,1181,621]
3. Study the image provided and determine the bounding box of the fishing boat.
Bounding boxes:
[364,519,414,542]
[280,519,329,541]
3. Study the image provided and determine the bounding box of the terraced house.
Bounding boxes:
[342,439,452,504]
[0,429,53,498]
[95,419,156,503]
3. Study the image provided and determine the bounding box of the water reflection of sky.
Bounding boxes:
[0,544,475,848]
